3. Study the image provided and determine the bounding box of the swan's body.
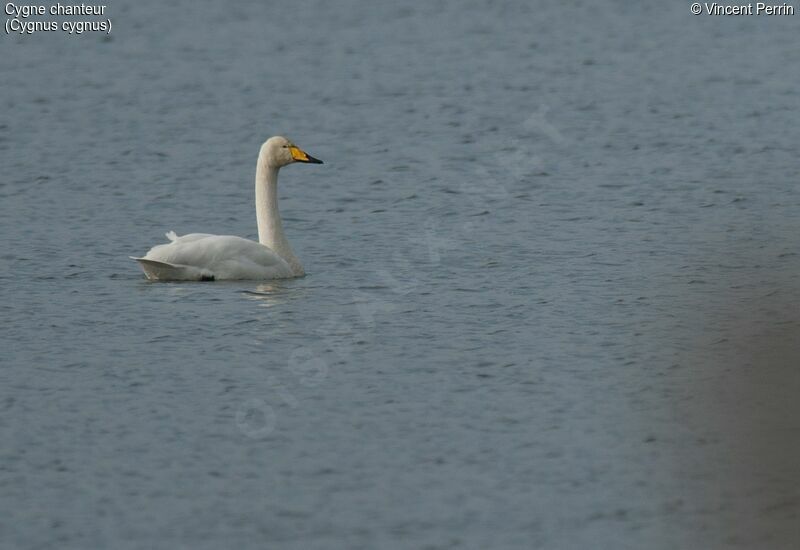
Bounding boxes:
[135,232,295,281]
[132,136,322,281]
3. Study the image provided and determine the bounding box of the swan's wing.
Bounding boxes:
[130,257,215,281]
[138,234,293,280]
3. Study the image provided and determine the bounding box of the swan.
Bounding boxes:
[132,136,322,281]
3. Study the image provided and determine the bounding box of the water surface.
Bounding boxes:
[2,1,799,548]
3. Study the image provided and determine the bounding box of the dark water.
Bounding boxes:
[2,1,799,548]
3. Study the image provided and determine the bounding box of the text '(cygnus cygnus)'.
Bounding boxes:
[132,136,322,281]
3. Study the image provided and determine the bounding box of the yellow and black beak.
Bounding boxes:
[289,146,323,164]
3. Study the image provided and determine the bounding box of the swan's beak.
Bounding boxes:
[290,146,323,164]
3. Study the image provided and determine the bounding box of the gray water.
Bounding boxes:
[2,1,799,548]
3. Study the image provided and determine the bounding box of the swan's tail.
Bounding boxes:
[130,257,215,281]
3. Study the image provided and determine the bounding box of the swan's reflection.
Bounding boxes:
[241,282,298,307]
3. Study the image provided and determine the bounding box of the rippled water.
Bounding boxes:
[2,1,799,548]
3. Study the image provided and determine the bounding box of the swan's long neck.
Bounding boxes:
[255,158,304,276]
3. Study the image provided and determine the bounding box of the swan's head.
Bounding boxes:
[261,136,323,168]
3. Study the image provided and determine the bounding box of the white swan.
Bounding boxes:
[132,136,322,281]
